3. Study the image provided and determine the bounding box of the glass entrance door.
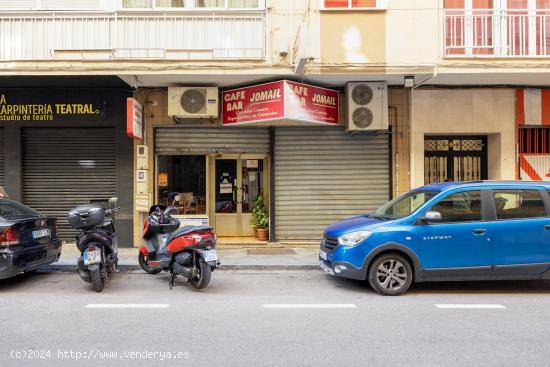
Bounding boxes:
[213,155,266,237]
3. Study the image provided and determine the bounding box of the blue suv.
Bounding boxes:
[319,181,550,295]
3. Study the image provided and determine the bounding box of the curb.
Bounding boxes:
[42,263,320,272]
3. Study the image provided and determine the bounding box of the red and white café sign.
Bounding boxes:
[221,80,339,126]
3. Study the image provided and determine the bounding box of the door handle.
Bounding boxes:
[545,225,550,231]
[472,229,487,235]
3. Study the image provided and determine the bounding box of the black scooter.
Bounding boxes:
[68,197,119,292]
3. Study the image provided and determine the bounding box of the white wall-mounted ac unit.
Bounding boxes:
[168,87,219,118]
[346,82,388,131]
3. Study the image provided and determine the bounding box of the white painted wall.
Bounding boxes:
[411,89,517,188]
[385,0,441,67]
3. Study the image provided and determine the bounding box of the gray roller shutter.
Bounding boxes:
[23,128,116,240]
[155,127,270,155]
[0,128,4,187]
[275,127,390,240]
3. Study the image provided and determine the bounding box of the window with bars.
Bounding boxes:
[518,127,550,154]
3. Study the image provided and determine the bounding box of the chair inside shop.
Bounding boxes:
[180,192,199,215]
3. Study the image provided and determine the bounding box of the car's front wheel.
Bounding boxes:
[368,253,413,296]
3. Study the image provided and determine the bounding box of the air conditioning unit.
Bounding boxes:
[346,82,388,131]
[168,87,219,118]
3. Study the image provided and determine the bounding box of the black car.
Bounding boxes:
[0,199,62,279]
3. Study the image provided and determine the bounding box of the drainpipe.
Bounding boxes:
[269,127,275,243]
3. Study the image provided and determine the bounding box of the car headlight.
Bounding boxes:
[338,231,372,247]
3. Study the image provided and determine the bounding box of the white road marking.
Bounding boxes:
[435,304,506,309]
[85,304,169,309]
[263,304,357,309]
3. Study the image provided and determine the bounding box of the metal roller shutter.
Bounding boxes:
[0,128,4,187]
[275,128,390,240]
[23,128,116,240]
[155,127,270,155]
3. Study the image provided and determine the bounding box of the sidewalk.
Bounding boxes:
[45,244,321,272]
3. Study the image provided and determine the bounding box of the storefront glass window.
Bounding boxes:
[215,160,237,213]
[157,155,206,215]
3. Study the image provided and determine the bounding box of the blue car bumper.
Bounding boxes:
[319,240,368,280]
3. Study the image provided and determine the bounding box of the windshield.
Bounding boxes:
[0,200,41,220]
[372,190,439,219]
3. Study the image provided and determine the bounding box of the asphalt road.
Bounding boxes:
[1,270,550,367]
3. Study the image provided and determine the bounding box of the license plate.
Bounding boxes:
[202,249,218,262]
[319,260,334,275]
[32,228,50,239]
[83,249,102,265]
[319,251,328,261]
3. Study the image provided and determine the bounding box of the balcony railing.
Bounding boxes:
[0,11,265,61]
[444,9,550,57]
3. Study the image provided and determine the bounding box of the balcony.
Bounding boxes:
[444,9,550,58]
[0,11,265,61]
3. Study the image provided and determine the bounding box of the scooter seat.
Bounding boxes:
[166,225,213,244]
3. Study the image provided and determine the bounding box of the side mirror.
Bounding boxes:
[422,211,442,223]
[173,195,181,204]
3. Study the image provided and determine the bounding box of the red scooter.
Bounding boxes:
[138,193,219,290]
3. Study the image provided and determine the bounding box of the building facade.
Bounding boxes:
[1,0,549,246]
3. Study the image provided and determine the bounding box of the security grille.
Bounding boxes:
[0,128,4,187]
[275,127,390,240]
[424,136,487,184]
[22,128,116,240]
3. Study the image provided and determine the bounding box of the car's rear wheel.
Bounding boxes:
[368,253,412,296]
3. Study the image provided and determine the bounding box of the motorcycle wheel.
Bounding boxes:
[189,259,211,290]
[138,252,162,274]
[90,269,105,292]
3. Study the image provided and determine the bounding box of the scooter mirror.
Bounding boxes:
[174,195,181,203]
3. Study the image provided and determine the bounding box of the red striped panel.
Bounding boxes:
[520,155,543,180]
[516,89,525,125]
[541,90,550,125]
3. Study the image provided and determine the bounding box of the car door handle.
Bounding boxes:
[545,225,550,231]
[472,229,487,235]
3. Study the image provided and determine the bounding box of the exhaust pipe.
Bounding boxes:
[172,263,195,278]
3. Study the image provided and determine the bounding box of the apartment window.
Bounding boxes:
[123,0,152,7]
[157,0,185,6]
[444,0,550,56]
[123,0,259,8]
[323,0,384,9]
[195,0,224,7]
[228,0,259,8]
